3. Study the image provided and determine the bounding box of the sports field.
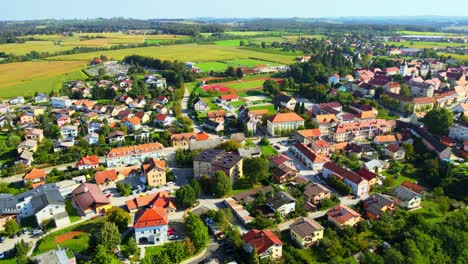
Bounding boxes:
[196,61,228,72]
[0,60,86,98]
[48,44,296,64]
[224,79,266,90]
[247,104,276,114]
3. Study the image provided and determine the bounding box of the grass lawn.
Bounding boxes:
[48,44,296,65]
[247,104,276,115]
[262,145,278,156]
[413,200,451,224]
[33,217,106,255]
[237,90,266,97]
[224,79,265,90]
[65,200,81,223]
[380,171,417,187]
[214,39,248,47]
[201,97,221,111]
[0,258,17,264]
[195,61,228,72]
[229,100,245,108]
[145,245,164,257]
[185,81,200,93]
[0,60,87,98]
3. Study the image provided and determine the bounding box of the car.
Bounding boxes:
[10,233,17,238]
[166,182,175,186]
[106,193,113,198]
[168,234,179,240]
[21,228,28,235]
[137,185,142,190]
[0,252,4,259]
[32,229,43,237]
[103,190,110,195]
[0,237,5,243]
[274,145,281,150]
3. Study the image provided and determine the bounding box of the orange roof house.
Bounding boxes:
[126,191,176,212]
[326,205,363,228]
[95,169,118,185]
[133,207,168,229]
[243,229,283,259]
[23,168,46,187]
[269,112,305,123]
[76,155,99,170]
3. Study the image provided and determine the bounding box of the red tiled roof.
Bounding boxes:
[95,169,118,185]
[23,168,46,180]
[324,162,365,185]
[297,129,321,138]
[314,139,330,148]
[356,168,376,182]
[413,97,435,104]
[73,183,110,212]
[107,143,164,159]
[207,110,226,118]
[243,229,283,255]
[327,205,361,225]
[76,155,99,167]
[375,135,397,143]
[385,143,401,153]
[293,143,325,163]
[385,82,401,88]
[269,112,304,123]
[269,154,292,167]
[220,94,239,100]
[401,181,426,194]
[196,132,209,141]
[142,158,166,173]
[133,207,168,228]
[126,191,175,211]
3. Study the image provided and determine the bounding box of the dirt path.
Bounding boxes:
[55,231,83,243]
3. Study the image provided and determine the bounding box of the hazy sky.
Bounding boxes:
[2,0,466,20]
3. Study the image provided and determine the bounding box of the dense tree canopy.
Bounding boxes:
[423,108,454,136]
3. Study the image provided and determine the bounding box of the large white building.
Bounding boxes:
[267,112,304,136]
[322,162,369,197]
[106,143,165,167]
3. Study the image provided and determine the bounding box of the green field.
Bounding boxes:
[214,39,249,46]
[0,41,72,56]
[48,44,296,64]
[247,104,276,114]
[224,31,284,36]
[396,31,461,36]
[195,61,228,72]
[0,60,87,98]
[224,79,266,90]
[223,58,282,67]
[65,200,81,223]
[385,41,467,49]
[438,52,468,60]
[229,100,245,107]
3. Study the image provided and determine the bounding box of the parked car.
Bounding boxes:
[106,193,113,198]
[32,229,43,237]
[166,182,175,186]
[0,237,5,243]
[168,234,179,240]
[0,252,4,259]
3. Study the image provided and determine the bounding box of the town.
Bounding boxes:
[0,13,467,264]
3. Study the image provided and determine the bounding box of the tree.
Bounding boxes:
[216,140,241,151]
[175,185,197,208]
[263,80,280,95]
[236,67,244,79]
[7,134,20,147]
[426,70,432,80]
[107,207,131,232]
[183,238,196,256]
[92,222,121,251]
[210,171,232,197]
[123,237,138,257]
[14,239,30,258]
[5,219,19,236]
[400,83,411,97]
[225,66,236,78]
[423,108,454,136]
[93,244,120,264]
[163,242,186,263]
[116,182,132,196]
[184,213,209,251]
[189,178,201,197]
[243,157,270,184]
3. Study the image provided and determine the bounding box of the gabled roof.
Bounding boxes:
[219,94,239,100]
[72,183,110,211]
[95,169,118,184]
[126,191,175,211]
[293,143,325,163]
[23,168,46,180]
[392,185,419,202]
[315,114,338,124]
[269,112,304,123]
[296,129,321,138]
[133,207,168,228]
[266,191,296,209]
[304,183,331,199]
[142,158,166,173]
[401,181,426,194]
[269,154,292,167]
[243,229,283,254]
[290,217,324,238]
[385,143,401,153]
[326,205,361,225]
[356,168,376,182]
[323,162,366,185]
[76,155,99,167]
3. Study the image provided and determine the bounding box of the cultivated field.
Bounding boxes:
[48,44,296,64]
[438,52,468,60]
[0,41,72,55]
[396,31,461,36]
[385,41,467,49]
[0,60,86,98]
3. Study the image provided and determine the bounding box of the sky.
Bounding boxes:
[1,0,467,20]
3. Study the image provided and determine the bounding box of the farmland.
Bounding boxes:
[385,41,467,49]
[0,60,86,98]
[48,44,296,64]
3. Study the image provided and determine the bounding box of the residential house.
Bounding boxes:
[107,131,125,145]
[363,194,395,220]
[269,154,294,168]
[292,143,326,171]
[134,207,168,245]
[434,90,458,109]
[154,114,174,127]
[401,181,426,195]
[243,229,283,260]
[384,67,400,76]
[326,205,363,228]
[267,112,305,136]
[19,112,35,124]
[34,93,48,103]
[31,189,69,227]
[95,169,119,185]
[193,149,243,182]
[266,191,296,217]
[144,75,166,89]
[391,185,421,210]
[330,119,394,143]
[155,95,170,106]
[303,183,332,205]
[204,120,224,133]
[71,183,110,215]
[449,123,468,141]
[84,133,99,145]
[238,106,268,134]
[126,191,176,213]
[290,217,325,248]
[23,168,46,188]
[374,134,398,145]
[17,139,38,154]
[76,155,99,170]
[51,97,72,109]
[60,125,78,139]
[34,248,76,264]
[356,168,377,187]
[311,139,332,156]
[274,94,297,111]
[272,163,298,184]
[294,129,321,145]
[106,143,164,167]
[9,97,25,105]
[384,144,406,160]
[238,146,262,158]
[193,97,208,112]
[122,116,141,131]
[322,162,369,197]
[407,79,435,97]
[142,158,166,187]
[364,159,389,173]
[313,114,338,136]
[134,111,150,124]
[56,115,71,127]
[219,94,239,103]
[18,151,34,166]
[207,110,226,123]
[25,128,44,142]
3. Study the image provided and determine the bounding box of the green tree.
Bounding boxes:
[189,178,201,197]
[243,157,270,184]
[5,219,19,236]
[426,70,432,80]
[123,237,138,257]
[7,134,20,147]
[225,66,236,78]
[236,67,244,79]
[116,182,132,196]
[14,239,30,258]
[210,171,232,197]
[92,222,121,251]
[164,242,186,263]
[423,108,454,136]
[184,213,209,251]
[93,244,120,264]
[107,207,131,232]
[175,185,197,208]
[216,140,241,151]
[263,79,280,95]
[400,83,411,97]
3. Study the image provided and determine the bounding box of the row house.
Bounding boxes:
[322,162,369,197]
[291,143,327,171]
[106,142,165,167]
[170,132,209,149]
[329,119,394,143]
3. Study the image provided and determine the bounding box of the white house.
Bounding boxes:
[51,97,72,109]
[328,74,340,86]
[392,185,422,210]
[322,162,369,197]
[266,191,296,217]
[34,93,48,103]
[60,125,78,138]
[32,190,69,227]
[193,97,208,112]
[84,133,99,145]
[134,207,168,245]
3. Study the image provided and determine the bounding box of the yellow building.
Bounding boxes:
[290,217,324,248]
[142,158,167,187]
